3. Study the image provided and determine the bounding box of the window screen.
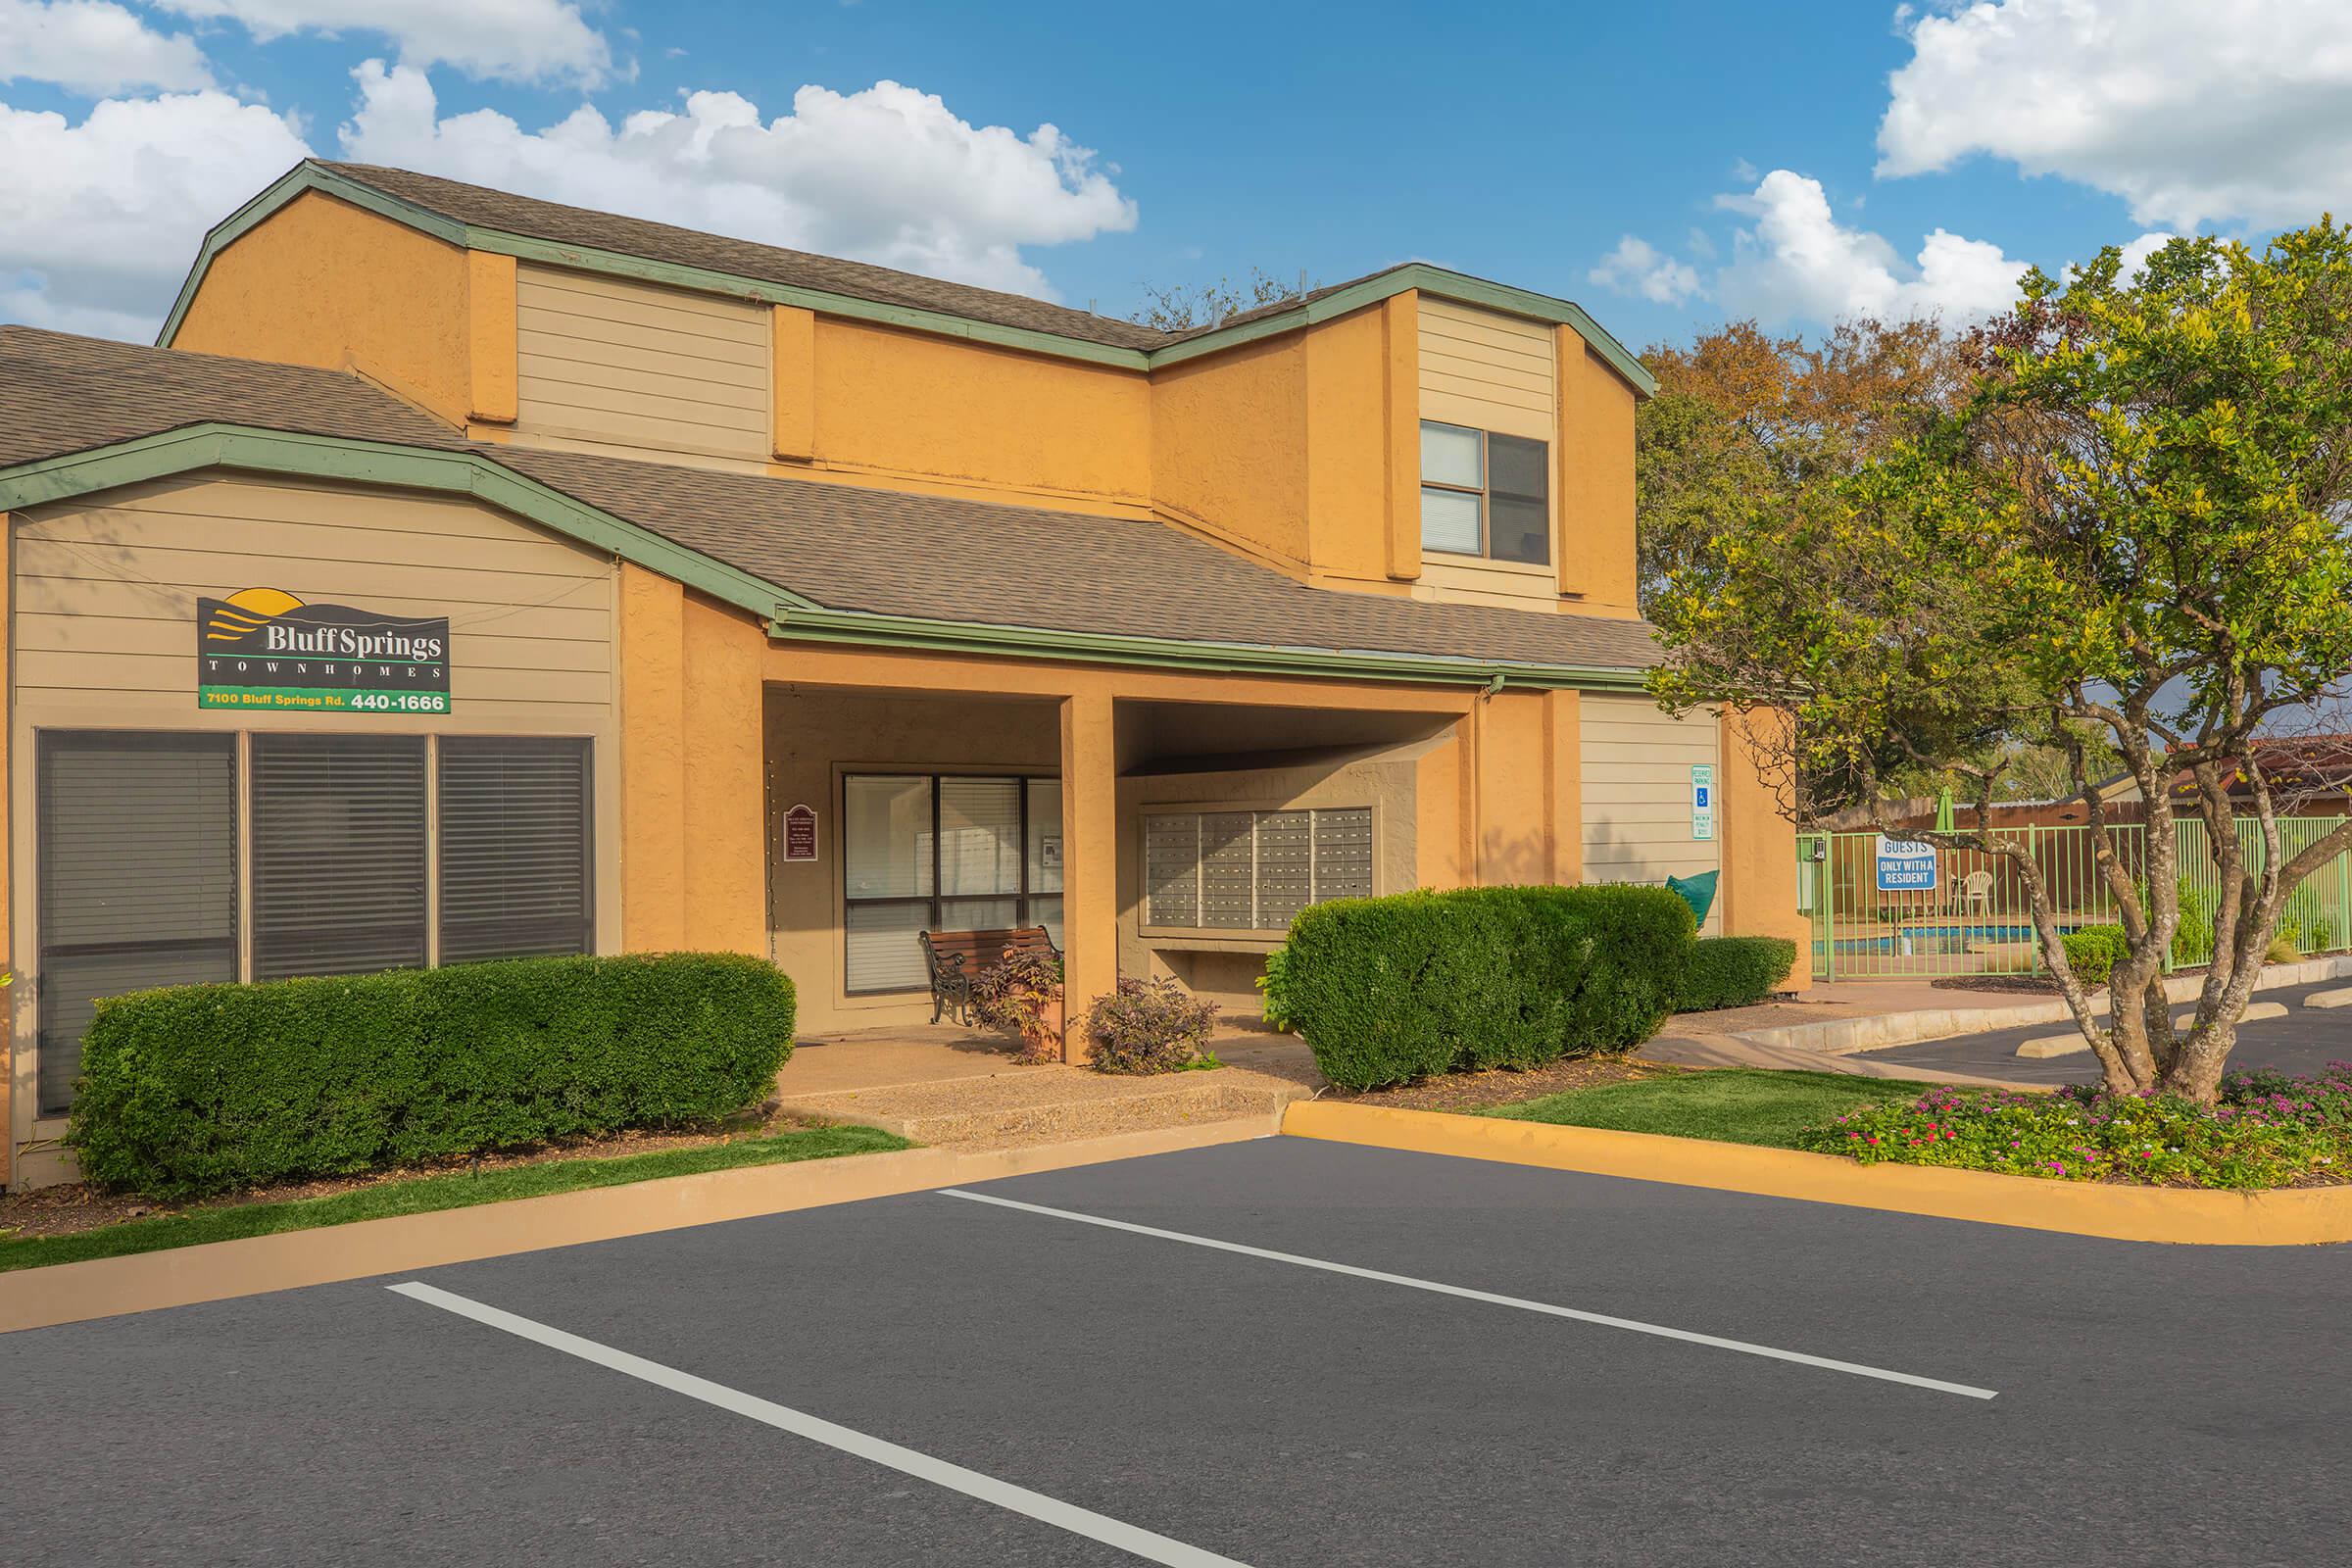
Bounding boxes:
[1140,807,1374,931]
[251,734,427,980]
[36,732,237,1113]
[439,737,593,964]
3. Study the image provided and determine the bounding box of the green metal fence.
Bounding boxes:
[1800,819,2352,981]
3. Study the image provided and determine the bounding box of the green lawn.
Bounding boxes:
[0,1123,911,1275]
[1478,1068,1943,1150]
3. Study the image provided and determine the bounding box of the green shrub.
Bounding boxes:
[69,953,797,1200]
[1275,885,1694,1092]
[1676,936,1797,1011]
[2062,923,2130,986]
[1255,946,1296,1033]
[1083,977,1219,1074]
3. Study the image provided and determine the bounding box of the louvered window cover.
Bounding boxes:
[439,737,594,964]
[1142,807,1374,932]
[36,732,238,1114]
[252,734,428,980]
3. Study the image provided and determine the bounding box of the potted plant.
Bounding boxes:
[972,949,1065,1064]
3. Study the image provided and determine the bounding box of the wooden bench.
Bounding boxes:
[919,925,1060,1026]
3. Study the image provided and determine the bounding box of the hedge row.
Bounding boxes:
[69,953,797,1199]
[2062,924,2130,987]
[1677,936,1798,1011]
[1268,885,1694,1092]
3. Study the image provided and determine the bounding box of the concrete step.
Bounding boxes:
[778,1064,1311,1148]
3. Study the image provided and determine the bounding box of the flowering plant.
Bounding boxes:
[1797,1063,2352,1189]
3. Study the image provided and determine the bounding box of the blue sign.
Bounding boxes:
[1876,837,1938,893]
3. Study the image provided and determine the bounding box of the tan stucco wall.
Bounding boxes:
[810,318,1152,510]
[1555,327,1642,615]
[760,685,1060,1035]
[1117,750,1422,1014]
[172,191,475,428]
[1150,333,1312,571]
[616,566,766,956]
[1719,709,1810,989]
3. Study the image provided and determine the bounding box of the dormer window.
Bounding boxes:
[1419,419,1550,565]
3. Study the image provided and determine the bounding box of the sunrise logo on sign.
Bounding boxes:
[197,588,453,714]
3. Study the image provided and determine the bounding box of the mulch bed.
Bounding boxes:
[1325,1055,1682,1114]
[0,1108,821,1244]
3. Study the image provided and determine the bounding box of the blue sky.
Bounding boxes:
[5,1,2347,350]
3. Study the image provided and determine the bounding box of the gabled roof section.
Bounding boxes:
[0,327,1657,686]
[155,161,1657,395]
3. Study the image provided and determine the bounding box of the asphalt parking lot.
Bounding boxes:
[1873,978,2352,1085]
[10,1135,2351,1567]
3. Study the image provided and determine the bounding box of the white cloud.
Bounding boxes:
[1879,0,2352,230]
[1588,234,1705,305]
[0,0,213,95]
[1713,170,2028,324]
[338,64,1139,299]
[0,89,309,339]
[2117,229,2178,276]
[154,0,615,88]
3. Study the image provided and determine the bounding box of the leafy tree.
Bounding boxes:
[1131,267,1312,332]
[1637,318,1975,612]
[1650,226,2352,1101]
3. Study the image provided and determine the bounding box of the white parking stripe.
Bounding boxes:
[385,1281,1253,1568]
[940,1189,1998,1401]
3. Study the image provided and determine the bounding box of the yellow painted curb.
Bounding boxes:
[1281,1101,2352,1247]
[0,1112,1283,1335]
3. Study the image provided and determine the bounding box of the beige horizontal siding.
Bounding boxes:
[1419,297,1554,442]
[516,263,769,460]
[1580,693,1720,930]
[14,475,616,723]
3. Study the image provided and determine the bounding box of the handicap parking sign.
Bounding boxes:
[1876,837,1938,893]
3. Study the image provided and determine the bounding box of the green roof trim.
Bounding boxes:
[0,424,806,622]
[0,423,1650,692]
[766,605,1650,690]
[154,162,1656,395]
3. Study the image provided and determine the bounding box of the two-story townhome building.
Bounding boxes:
[0,161,1802,1188]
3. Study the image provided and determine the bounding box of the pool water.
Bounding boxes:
[1820,921,2081,956]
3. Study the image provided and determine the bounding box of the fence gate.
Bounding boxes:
[1797,820,2352,982]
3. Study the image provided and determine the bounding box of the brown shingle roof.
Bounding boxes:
[0,325,466,468]
[0,326,1655,673]
[321,162,1172,353]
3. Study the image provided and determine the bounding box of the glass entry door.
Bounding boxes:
[843,774,1061,994]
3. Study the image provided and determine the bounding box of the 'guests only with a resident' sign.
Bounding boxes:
[1875,837,1938,893]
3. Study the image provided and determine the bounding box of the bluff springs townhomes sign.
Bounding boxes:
[196,587,452,713]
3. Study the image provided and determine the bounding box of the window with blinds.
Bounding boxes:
[251,734,428,980]
[35,733,238,1114]
[842,773,1061,993]
[1142,807,1374,932]
[439,737,593,964]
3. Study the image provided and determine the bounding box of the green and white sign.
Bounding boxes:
[1690,763,1716,841]
[198,587,451,714]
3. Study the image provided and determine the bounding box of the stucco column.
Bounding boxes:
[620,565,767,957]
[1059,689,1118,1060]
[1719,708,1811,991]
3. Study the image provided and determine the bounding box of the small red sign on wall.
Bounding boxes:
[783,803,818,862]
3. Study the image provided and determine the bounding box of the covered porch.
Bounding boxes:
[758,643,1478,1051]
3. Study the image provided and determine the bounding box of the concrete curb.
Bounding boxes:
[0,1112,1284,1336]
[1737,955,2352,1057]
[1281,1101,2352,1246]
